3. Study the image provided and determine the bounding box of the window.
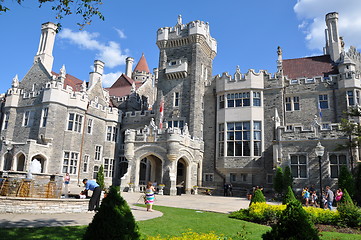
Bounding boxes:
[267,174,273,184]
[41,107,48,127]
[93,165,99,179]
[241,173,247,182]
[253,121,261,156]
[285,96,300,111]
[230,173,236,182]
[219,95,225,109]
[286,125,293,131]
[290,155,307,178]
[357,91,360,105]
[2,112,9,130]
[87,119,93,134]
[319,95,329,109]
[253,92,261,106]
[226,122,250,156]
[174,92,179,107]
[306,78,315,83]
[95,145,102,161]
[347,91,355,106]
[106,126,112,141]
[62,151,78,174]
[168,120,184,129]
[23,111,31,126]
[104,158,114,178]
[218,124,224,157]
[227,92,250,107]
[330,154,347,178]
[290,79,299,84]
[67,113,83,132]
[322,123,330,130]
[204,173,213,182]
[170,61,177,66]
[83,155,89,173]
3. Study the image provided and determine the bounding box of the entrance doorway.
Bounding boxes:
[138,155,162,186]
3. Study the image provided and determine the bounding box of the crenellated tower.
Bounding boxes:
[155,15,217,139]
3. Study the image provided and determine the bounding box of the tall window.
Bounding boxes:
[226,122,250,156]
[219,95,225,109]
[67,113,83,132]
[346,90,360,106]
[319,95,329,109]
[87,119,93,134]
[2,112,9,130]
[230,173,236,182]
[204,173,214,182]
[93,165,99,179]
[168,120,184,129]
[290,155,307,178]
[41,107,49,127]
[104,158,114,178]
[62,151,79,174]
[95,145,102,161]
[83,155,89,173]
[106,126,112,141]
[285,96,300,111]
[253,92,261,106]
[23,111,31,126]
[330,154,347,178]
[218,124,224,157]
[253,121,262,156]
[174,92,179,107]
[106,126,118,142]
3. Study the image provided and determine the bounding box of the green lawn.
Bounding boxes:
[0,205,360,240]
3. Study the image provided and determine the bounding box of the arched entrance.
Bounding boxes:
[16,153,26,171]
[176,158,188,194]
[31,154,46,173]
[138,155,162,186]
[3,152,13,170]
[118,157,128,179]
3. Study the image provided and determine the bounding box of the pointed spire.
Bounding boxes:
[134,53,150,73]
[234,65,242,81]
[58,64,66,83]
[81,80,87,92]
[277,46,283,73]
[12,74,19,88]
[177,15,182,25]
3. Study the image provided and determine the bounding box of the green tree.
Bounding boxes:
[337,188,361,228]
[338,165,355,199]
[273,167,283,196]
[250,189,266,205]
[0,0,104,30]
[96,165,105,191]
[262,200,320,240]
[354,163,361,206]
[283,166,293,193]
[83,186,141,240]
[282,186,297,205]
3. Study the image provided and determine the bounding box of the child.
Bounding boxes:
[311,191,319,207]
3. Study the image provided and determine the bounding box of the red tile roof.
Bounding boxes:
[282,55,338,79]
[52,72,84,91]
[106,73,142,98]
[134,53,150,73]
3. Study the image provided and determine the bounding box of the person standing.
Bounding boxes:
[303,187,310,206]
[335,188,343,206]
[145,181,156,212]
[64,173,70,198]
[83,178,101,212]
[325,186,334,210]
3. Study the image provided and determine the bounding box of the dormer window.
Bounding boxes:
[170,61,177,66]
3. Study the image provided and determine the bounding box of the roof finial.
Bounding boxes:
[12,74,19,88]
[277,46,283,73]
[177,15,182,25]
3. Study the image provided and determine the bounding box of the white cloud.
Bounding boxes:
[294,0,361,51]
[114,28,126,39]
[102,71,122,87]
[58,29,128,68]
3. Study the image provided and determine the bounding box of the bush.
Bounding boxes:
[283,166,293,193]
[83,186,141,240]
[262,201,319,240]
[147,230,229,240]
[273,167,283,196]
[337,189,361,228]
[282,186,297,205]
[250,189,266,205]
[338,166,355,199]
[96,165,105,190]
[304,207,340,225]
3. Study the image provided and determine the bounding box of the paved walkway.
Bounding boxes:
[0,193,275,228]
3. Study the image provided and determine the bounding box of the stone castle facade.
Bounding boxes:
[1,13,360,195]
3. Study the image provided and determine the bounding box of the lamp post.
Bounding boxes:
[315,141,325,208]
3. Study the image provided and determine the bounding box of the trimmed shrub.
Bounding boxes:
[273,167,283,196]
[283,166,293,193]
[338,166,355,199]
[262,201,319,240]
[83,186,141,240]
[354,163,361,206]
[96,165,105,190]
[337,189,361,228]
[282,186,297,205]
[304,207,340,225]
[147,231,229,240]
[250,189,266,205]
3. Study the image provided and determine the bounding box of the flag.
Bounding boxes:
[159,97,164,129]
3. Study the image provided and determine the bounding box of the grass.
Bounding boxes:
[0,205,360,240]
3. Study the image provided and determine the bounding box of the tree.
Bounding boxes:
[96,165,105,191]
[83,186,141,240]
[283,166,293,193]
[273,167,283,196]
[262,200,319,240]
[283,186,297,205]
[354,163,361,206]
[337,188,361,228]
[250,189,266,205]
[0,0,104,30]
[338,165,355,199]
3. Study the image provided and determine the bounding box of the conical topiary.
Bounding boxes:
[273,167,283,196]
[83,186,141,240]
[262,200,320,240]
[283,166,293,193]
[250,189,266,205]
[96,165,105,190]
[337,188,361,228]
[282,186,297,205]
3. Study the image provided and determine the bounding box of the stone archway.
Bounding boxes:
[3,152,13,171]
[176,158,188,194]
[138,155,163,186]
[16,153,26,171]
[31,154,47,173]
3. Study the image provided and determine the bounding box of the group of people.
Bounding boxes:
[302,185,343,210]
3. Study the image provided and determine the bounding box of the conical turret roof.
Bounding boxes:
[133,53,150,73]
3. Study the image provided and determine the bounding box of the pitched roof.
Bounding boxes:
[106,73,142,98]
[52,72,84,91]
[282,55,339,79]
[133,53,150,73]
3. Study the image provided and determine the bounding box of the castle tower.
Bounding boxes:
[34,22,57,73]
[325,12,341,62]
[125,57,134,78]
[156,16,217,138]
[88,60,105,88]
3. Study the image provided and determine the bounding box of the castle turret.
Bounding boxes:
[325,12,341,62]
[34,22,57,73]
[125,57,134,78]
[88,60,105,88]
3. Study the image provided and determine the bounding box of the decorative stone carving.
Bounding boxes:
[12,75,19,88]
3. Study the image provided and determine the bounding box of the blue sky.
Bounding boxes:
[1,0,360,94]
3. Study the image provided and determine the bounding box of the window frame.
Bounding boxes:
[62,151,79,175]
[290,154,308,179]
[41,107,49,128]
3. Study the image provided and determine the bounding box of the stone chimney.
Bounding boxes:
[125,57,134,78]
[325,12,341,62]
[89,60,105,88]
[34,22,58,73]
